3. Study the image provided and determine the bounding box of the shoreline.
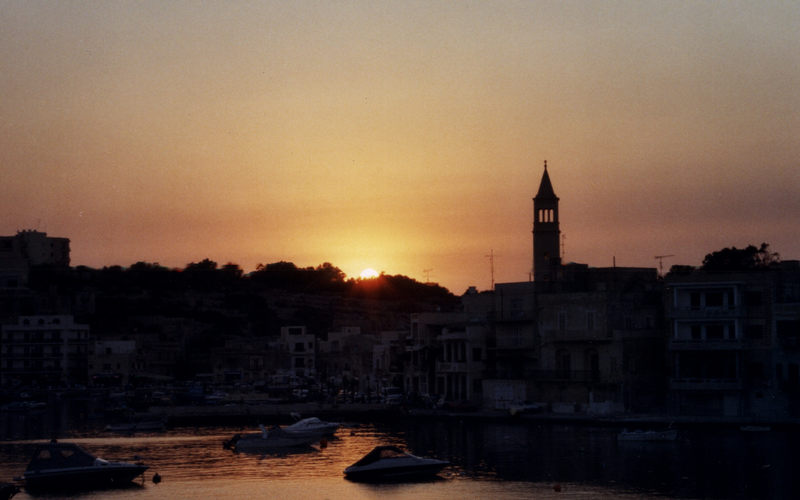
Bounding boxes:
[158,402,800,431]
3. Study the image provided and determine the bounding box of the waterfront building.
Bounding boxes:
[665,261,800,418]
[372,330,406,393]
[485,164,665,413]
[209,336,280,386]
[435,322,488,403]
[280,325,316,380]
[0,314,89,387]
[0,230,70,268]
[318,326,377,395]
[89,339,136,387]
[406,289,493,404]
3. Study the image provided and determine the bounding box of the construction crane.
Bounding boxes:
[422,268,433,283]
[654,255,675,276]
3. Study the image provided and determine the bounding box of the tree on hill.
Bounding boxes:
[249,261,347,292]
[701,243,780,272]
[348,273,458,309]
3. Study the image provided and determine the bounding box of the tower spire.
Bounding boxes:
[532,161,560,282]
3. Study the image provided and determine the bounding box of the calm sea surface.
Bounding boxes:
[1,419,798,499]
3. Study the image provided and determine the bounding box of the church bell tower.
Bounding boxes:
[533,161,560,281]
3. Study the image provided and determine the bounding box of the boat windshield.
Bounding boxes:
[26,443,97,471]
[351,446,408,466]
[294,418,321,426]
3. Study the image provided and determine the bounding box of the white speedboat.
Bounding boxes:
[344,446,449,481]
[617,429,678,441]
[224,425,318,453]
[283,417,340,438]
[105,414,167,433]
[19,441,148,492]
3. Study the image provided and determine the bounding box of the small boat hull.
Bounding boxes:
[24,465,148,492]
[344,462,448,482]
[226,425,320,453]
[20,442,148,493]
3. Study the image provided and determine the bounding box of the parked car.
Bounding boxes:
[381,387,403,405]
[508,401,546,416]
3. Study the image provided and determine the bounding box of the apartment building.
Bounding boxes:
[1,314,89,387]
[665,261,800,418]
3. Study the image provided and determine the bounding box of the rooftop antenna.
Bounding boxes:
[422,268,433,283]
[486,249,495,290]
[655,254,675,276]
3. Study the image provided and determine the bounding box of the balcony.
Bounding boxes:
[669,339,743,350]
[436,361,468,373]
[529,370,605,383]
[540,329,612,343]
[494,311,534,322]
[778,337,800,350]
[669,306,744,320]
[670,378,742,391]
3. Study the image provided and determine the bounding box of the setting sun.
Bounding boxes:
[359,268,379,279]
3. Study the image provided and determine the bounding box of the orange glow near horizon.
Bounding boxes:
[359,268,380,279]
[2,2,799,294]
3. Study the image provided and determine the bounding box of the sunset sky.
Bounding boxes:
[2,1,798,294]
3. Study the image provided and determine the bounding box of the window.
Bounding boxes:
[706,324,724,339]
[472,347,482,362]
[556,350,571,378]
[691,325,702,340]
[690,293,701,310]
[558,312,566,332]
[587,312,595,331]
[746,324,764,339]
[587,350,600,381]
[705,291,724,308]
[746,362,764,380]
[789,364,799,387]
[294,342,305,352]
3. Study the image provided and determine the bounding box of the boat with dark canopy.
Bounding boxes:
[344,445,449,481]
[19,441,148,492]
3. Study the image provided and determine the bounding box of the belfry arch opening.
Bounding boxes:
[538,209,555,223]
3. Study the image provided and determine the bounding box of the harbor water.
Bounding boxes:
[1,420,798,499]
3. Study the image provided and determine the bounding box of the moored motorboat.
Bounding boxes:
[105,415,168,433]
[224,424,319,453]
[283,417,340,438]
[19,441,148,492]
[344,446,449,481]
